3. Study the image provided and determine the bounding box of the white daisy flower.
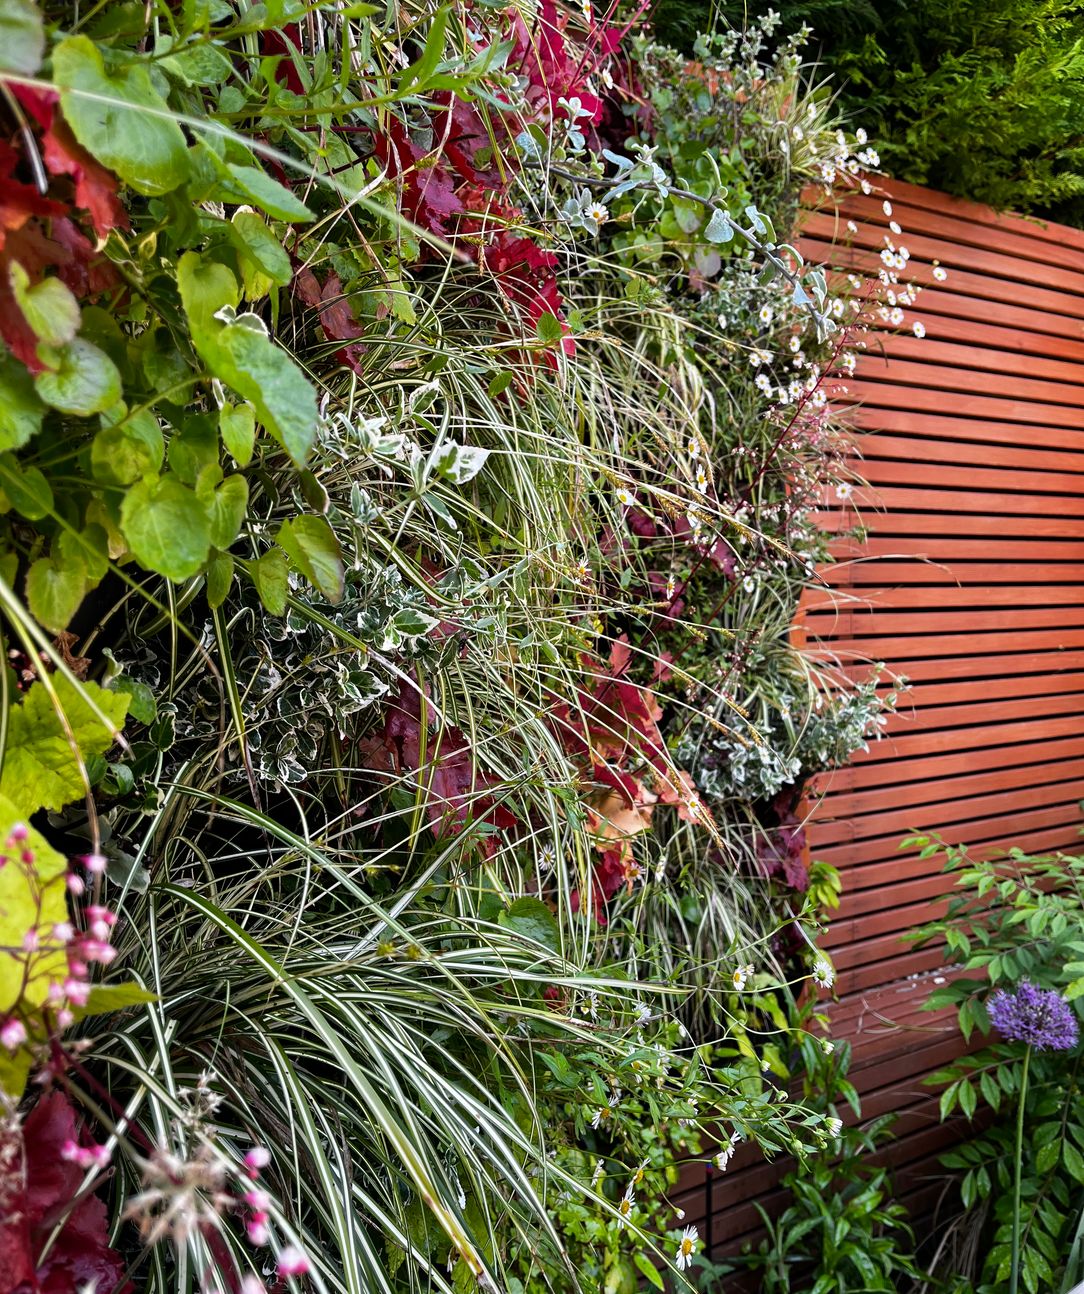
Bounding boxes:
[759,305,774,326]
[882,199,893,217]
[932,264,948,282]
[616,486,635,507]
[812,958,834,988]
[731,963,754,991]
[913,320,926,338]
[835,481,853,501]
[617,1183,635,1228]
[676,1224,699,1271]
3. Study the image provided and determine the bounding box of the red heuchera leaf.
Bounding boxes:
[2,1091,130,1294]
[365,679,517,856]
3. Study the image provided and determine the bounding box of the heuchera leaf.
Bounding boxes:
[0,1090,131,1288]
[52,35,190,196]
[0,674,128,817]
[0,796,68,1019]
[25,552,87,633]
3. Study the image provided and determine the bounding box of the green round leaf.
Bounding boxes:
[121,475,212,581]
[26,553,87,633]
[0,349,45,451]
[9,264,81,348]
[52,35,190,196]
[34,338,122,417]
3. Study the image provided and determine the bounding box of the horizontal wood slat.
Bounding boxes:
[711,179,1084,1259]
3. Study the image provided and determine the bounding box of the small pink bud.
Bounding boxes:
[60,1138,81,1162]
[0,1017,27,1050]
[244,1146,271,1173]
[245,1189,270,1211]
[66,873,85,896]
[276,1246,311,1278]
[52,921,74,944]
[64,978,91,1007]
[20,848,34,865]
[83,852,107,875]
[22,928,39,952]
[247,1220,269,1246]
[89,1143,111,1168]
[9,823,28,843]
[56,1008,74,1029]
[240,1278,266,1294]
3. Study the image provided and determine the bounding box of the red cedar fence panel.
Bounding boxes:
[675,178,1084,1262]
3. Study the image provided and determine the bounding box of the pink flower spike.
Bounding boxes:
[244,1146,271,1173]
[0,1017,27,1050]
[83,852,108,875]
[276,1246,311,1278]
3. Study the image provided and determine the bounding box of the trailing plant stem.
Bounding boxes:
[1011,1044,1031,1294]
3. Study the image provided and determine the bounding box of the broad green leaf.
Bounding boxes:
[26,552,87,633]
[81,982,157,1016]
[34,338,122,416]
[9,264,80,348]
[121,475,212,580]
[632,1254,664,1292]
[498,897,560,953]
[535,312,563,345]
[176,251,240,333]
[231,211,293,291]
[0,350,45,450]
[107,676,156,725]
[91,407,165,485]
[219,402,256,466]
[225,163,313,222]
[277,514,343,603]
[211,322,317,466]
[179,254,316,465]
[0,458,52,519]
[0,0,44,75]
[52,35,190,196]
[206,550,234,609]
[249,546,288,615]
[57,525,109,582]
[208,474,248,549]
[1,675,128,816]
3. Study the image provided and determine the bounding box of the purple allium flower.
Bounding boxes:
[987,981,1079,1052]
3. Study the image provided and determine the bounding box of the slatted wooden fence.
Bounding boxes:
[673,177,1084,1261]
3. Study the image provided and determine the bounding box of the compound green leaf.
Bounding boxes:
[52,35,190,196]
[1,675,129,817]
[120,474,212,580]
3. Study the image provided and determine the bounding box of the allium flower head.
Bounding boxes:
[987,981,1079,1051]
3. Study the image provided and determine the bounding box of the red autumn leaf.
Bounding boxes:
[2,1090,130,1294]
[41,117,129,238]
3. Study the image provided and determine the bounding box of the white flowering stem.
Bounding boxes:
[1010,1044,1031,1294]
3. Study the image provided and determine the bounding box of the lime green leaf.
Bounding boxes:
[1,676,128,817]
[277,514,343,603]
[0,458,52,519]
[80,982,157,1017]
[121,475,212,581]
[0,0,44,75]
[208,474,248,549]
[206,550,234,609]
[9,264,81,348]
[249,546,288,615]
[0,349,45,451]
[219,403,256,469]
[91,407,165,485]
[52,35,190,196]
[26,552,87,633]
[224,163,314,222]
[57,525,109,582]
[34,338,122,416]
[498,897,560,953]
